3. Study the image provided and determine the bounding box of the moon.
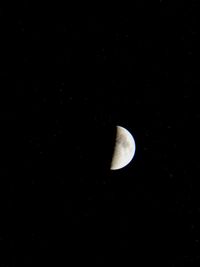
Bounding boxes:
[110,126,136,170]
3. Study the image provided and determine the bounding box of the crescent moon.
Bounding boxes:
[110,126,136,170]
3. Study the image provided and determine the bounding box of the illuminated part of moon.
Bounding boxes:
[110,126,136,170]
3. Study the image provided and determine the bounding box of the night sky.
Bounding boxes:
[0,1,199,267]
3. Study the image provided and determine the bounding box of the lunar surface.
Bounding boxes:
[110,126,136,170]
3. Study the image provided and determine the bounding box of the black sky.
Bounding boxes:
[0,2,199,267]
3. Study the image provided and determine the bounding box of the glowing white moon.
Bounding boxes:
[110,126,136,170]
